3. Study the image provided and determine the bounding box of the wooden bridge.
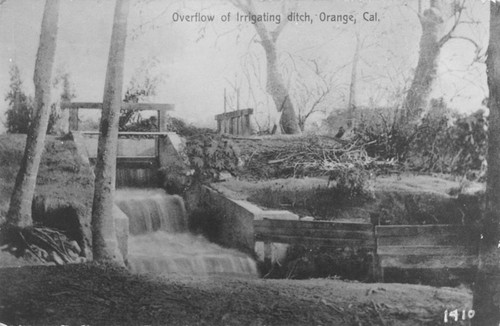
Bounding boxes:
[62,101,177,187]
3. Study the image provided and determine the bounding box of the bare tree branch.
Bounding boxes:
[438,0,466,47]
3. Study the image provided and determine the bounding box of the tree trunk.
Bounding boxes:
[471,3,500,325]
[234,0,300,134]
[91,0,130,262]
[402,2,443,124]
[7,0,60,227]
[261,30,300,134]
[347,32,361,128]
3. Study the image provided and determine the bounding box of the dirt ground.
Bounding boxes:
[0,263,472,326]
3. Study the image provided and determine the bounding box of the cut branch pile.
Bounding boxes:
[233,135,398,179]
[0,224,84,265]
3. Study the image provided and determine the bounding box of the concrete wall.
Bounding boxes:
[200,185,298,261]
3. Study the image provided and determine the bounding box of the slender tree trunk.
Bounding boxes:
[471,3,500,325]
[347,32,361,128]
[7,0,60,227]
[402,2,443,124]
[91,0,130,262]
[262,38,300,134]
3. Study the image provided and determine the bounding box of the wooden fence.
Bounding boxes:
[376,224,479,281]
[254,219,479,281]
[215,108,253,136]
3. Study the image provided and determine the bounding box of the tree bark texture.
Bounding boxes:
[402,2,443,124]
[7,0,60,227]
[472,3,500,325]
[91,0,130,262]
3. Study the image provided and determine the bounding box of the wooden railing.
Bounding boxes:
[61,101,175,132]
[215,108,253,136]
[254,219,479,281]
[63,101,176,188]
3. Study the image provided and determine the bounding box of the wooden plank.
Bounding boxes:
[377,245,477,256]
[61,102,174,111]
[254,227,374,240]
[379,255,478,269]
[254,219,373,231]
[377,233,478,247]
[254,234,375,248]
[117,157,158,169]
[376,225,471,237]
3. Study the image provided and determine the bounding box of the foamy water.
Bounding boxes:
[115,189,258,277]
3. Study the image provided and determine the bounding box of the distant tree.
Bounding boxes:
[472,3,500,325]
[291,58,343,132]
[4,64,32,134]
[119,58,164,130]
[230,0,300,134]
[91,0,130,263]
[50,70,76,134]
[4,64,61,135]
[346,32,361,129]
[403,0,483,124]
[7,0,60,227]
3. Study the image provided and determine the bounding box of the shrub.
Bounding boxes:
[353,99,488,177]
[4,64,60,134]
[185,133,239,182]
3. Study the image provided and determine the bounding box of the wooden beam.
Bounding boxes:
[215,108,254,120]
[254,227,374,240]
[254,234,375,249]
[81,131,173,136]
[61,102,175,111]
[254,219,373,231]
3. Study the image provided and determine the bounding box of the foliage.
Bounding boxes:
[49,70,76,134]
[119,58,164,131]
[353,99,488,177]
[4,65,33,134]
[4,64,60,134]
[328,166,371,201]
[185,133,240,182]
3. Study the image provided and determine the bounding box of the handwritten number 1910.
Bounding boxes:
[444,309,475,323]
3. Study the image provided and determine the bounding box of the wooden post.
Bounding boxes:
[69,105,79,131]
[217,119,222,133]
[244,113,251,136]
[264,241,272,266]
[158,110,169,132]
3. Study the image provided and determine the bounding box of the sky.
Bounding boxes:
[0,0,490,134]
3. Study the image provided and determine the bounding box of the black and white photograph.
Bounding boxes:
[0,0,499,325]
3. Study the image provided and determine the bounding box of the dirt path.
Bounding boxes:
[0,263,471,325]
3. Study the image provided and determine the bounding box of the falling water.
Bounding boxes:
[115,189,257,277]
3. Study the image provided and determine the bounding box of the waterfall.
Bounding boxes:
[115,189,257,277]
